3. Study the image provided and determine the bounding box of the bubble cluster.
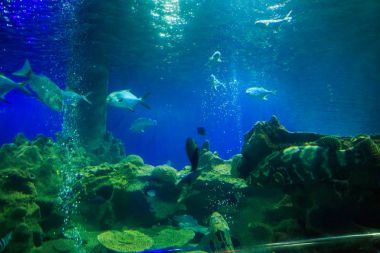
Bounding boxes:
[57,103,85,252]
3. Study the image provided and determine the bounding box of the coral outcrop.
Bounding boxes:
[97,230,153,253]
[1,117,380,253]
[177,150,247,220]
[233,116,380,250]
[0,134,64,253]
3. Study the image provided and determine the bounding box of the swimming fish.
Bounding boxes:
[106,90,150,111]
[129,117,157,133]
[255,10,292,27]
[267,1,288,11]
[0,232,12,252]
[197,127,206,136]
[13,60,63,111]
[210,74,225,91]
[146,189,156,198]
[208,51,222,63]
[186,138,199,172]
[0,74,30,103]
[62,90,92,107]
[245,86,277,100]
[174,214,209,234]
[176,138,201,188]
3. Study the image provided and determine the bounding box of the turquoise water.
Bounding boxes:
[0,1,380,252]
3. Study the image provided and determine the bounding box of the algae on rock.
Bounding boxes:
[97,230,153,253]
[150,227,195,249]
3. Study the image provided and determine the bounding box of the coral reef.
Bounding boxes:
[233,116,380,249]
[141,226,195,249]
[0,134,64,253]
[238,116,325,178]
[177,150,247,220]
[97,230,153,253]
[1,117,380,253]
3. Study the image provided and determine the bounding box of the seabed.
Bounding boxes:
[1,116,380,253]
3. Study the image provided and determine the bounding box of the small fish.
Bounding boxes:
[13,60,63,111]
[197,127,206,136]
[129,117,157,133]
[0,232,12,252]
[210,74,225,91]
[255,10,292,27]
[246,86,277,100]
[146,190,156,198]
[62,90,92,107]
[267,2,287,10]
[174,214,209,234]
[0,74,30,103]
[107,90,150,111]
[208,51,222,63]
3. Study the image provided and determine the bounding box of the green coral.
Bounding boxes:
[315,136,342,150]
[123,155,145,166]
[97,230,153,253]
[29,239,75,253]
[151,165,178,185]
[145,227,194,249]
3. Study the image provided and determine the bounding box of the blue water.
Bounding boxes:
[1,0,379,168]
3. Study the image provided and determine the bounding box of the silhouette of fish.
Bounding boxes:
[197,127,206,136]
[176,138,201,187]
[186,137,199,171]
[0,232,12,252]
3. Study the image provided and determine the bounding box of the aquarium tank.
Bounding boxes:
[0,0,380,252]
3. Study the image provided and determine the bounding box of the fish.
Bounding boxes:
[245,86,277,100]
[255,10,292,27]
[13,60,63,111]
[0,232,12,252]
[62,90,92,107]
[267,2,287,11]
[129,117,157,133]
[210,74,225,91]
[208,51,222,63]
[0,74,30,103]
[174,214,209,234]
[197,127,206,136]
[146,189,156,198]
[176,138,201,188]
[186,138,199,172]
[106,90,150,111]
[177,138,201,190]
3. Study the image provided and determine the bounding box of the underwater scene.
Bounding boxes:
[1,0,380,252]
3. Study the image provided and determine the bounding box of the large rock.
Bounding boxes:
[0,135,65,253]
[177,151,247,221]
[235,116,380,245]
[74,160,185,229]
[238,116,323,178]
